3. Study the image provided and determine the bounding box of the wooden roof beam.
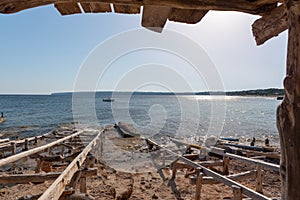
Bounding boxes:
[168,8,208,24]
[0,0,279,15]
[252,5,288,45]
[113,4,140,14]
[142,6,171,33]
[54,3,82,15]
[80,2,112,13]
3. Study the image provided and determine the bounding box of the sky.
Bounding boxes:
[0,4,287,94]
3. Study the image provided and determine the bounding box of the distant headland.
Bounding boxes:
[51,88,284,97]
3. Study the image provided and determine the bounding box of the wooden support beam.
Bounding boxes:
[225,153,280,171]
[79,177,87,193]
[252,5,288,45]
[256,166,263,193]
[54,3,82,15]
[168,8,208,24]
[190,170,257,185]
[0,168,97,184]
[195,169,203,200]
[223,157,230,175]
[146,138,271,199]
[232,185,243,200]
[113,4,140,14]
[11,142,16,155]
[277,1,300,199]
[0,131,82,167]
[142,6,171,32]
[38,131,102,200]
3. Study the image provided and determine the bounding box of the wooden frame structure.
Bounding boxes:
[0,0,299,198]
[0,128,103,200]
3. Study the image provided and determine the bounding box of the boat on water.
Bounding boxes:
[102,98,115,102]
[277,96,284,100]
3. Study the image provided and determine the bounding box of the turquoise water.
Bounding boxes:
[0,93,280,144]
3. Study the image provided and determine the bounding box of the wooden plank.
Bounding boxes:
[0,132,51,149]
[0,131,82,167]
[113,4,140,14]
[80,3,92,13]
[142,6,171,32]
[168,8,208,24]
[38,130,102,200]
[225,153,280,171]
[54,3,82,15]
[80,2,111,13]
[252,5,288,45]
[191,170,257,185]
[0,168,97,184]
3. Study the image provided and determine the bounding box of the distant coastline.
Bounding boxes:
[51,88,284,97]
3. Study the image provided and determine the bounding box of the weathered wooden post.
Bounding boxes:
[277,0,300,199]
[11,142,16,155]
[232,185,242,200]
[255,165,263,193]
[223,156,230,175]
[195,168,203,200]
[24,139,29,151]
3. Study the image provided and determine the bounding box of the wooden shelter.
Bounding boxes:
[0,0,299,199]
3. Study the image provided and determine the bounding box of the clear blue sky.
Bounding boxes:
[0,5,287,94]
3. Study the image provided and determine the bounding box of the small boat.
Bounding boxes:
[114,122,140,138]
[219,137,239,142]
[102,98,114,102]
[277,96,284,100]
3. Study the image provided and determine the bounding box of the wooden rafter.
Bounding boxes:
[252,5,288,45]
[38,130,102,200]
[142,6,171,32]
[0,0,279,15]
[168,8,208,24]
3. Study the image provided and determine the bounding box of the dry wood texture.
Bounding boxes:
[0,0,279,15]
[55,3,82,15]
[168,8,208,24]
[0,131,82,167]
[252,5,288,45]
[113,4,140,14]
[38,130,102,200]
[142,6,171,32]
[277,0,300,199]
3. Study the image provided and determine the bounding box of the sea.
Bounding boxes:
[0,92,281,146]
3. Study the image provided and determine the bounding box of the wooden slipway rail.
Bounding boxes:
[146,138,273,200]
[38,130,102,200]
[0,130,83,167]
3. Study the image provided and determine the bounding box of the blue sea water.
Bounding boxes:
[0,93,280,144]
